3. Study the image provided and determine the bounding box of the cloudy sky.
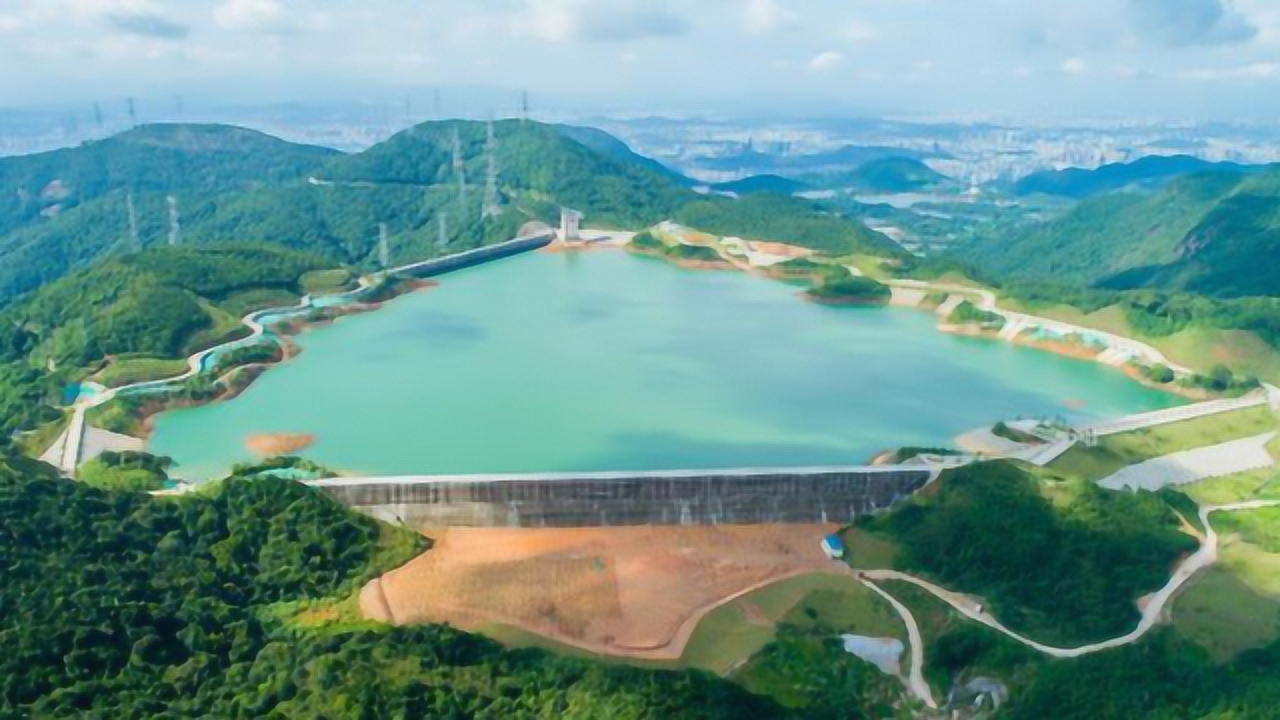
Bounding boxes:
[2,0,1279,119]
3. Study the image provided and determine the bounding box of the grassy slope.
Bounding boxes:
[1048,405,1277,482]
[1174,566,1280,663]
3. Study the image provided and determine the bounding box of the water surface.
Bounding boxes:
[148,251,1181,479]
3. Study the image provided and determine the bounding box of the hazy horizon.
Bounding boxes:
[2,0,1280,121]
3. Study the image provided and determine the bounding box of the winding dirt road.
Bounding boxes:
[858,499,1280,660]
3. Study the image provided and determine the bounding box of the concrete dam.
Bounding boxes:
[308,465,934,528]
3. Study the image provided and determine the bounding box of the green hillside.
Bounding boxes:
[320,119,692,230]
[0,121,900,304]
[0,123,338,235]
[1013,154,1269,198]
[807,157,951,193]
[958,170,1280,298]
[711,174,809,196]
[0,461,778,718]
[673,193,905,258]
[13,244,333,368]
[554,123,693,186]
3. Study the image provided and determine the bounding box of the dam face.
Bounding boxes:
[309,467,932,528]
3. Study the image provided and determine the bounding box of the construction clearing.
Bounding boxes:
[359,523,838,660]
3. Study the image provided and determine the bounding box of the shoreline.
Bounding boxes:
[112,279,439,442]
[630,239,1198,402]
[103,238,1206,478]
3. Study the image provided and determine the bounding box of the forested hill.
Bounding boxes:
[957,169,1280,298]
[12,244,335,369]
[0,460,779,717]
[554,123,694,187]
[319,119,694,230]
[0,120,901,304]
[812,156,953,193]
[1013,154,1270,198]
[0,123,339,234]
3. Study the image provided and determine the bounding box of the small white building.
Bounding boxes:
[560,207,583,242]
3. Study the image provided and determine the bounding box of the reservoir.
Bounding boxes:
[147,250,1182,479]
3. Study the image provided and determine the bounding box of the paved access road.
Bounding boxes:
[856,499,1280,660]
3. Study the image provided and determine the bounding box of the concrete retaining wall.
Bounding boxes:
[310,467,932,528]
[394,233,554,279]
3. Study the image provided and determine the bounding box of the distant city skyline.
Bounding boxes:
[1,0,1279,120]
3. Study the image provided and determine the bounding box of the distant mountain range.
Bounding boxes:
[809,157,953,193]
[0,120,902,305]
[689,143,944,179]
[711,158,952,197]
[1013,154,1275,199]
[960,168,1280,298]
[709,174,809,196]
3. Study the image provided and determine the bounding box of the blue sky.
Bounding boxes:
[1,0,1278,119]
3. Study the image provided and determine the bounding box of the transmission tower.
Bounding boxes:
[452,128,467,204]
[92,102,105,136]
[433,89,442,117]
[521,91,530,121]
[126,98,137,128]
[437,212,449,247]
[125,193,140,247]
[378,223,390,269]
[166,196,181,246]
[482,119,501,219]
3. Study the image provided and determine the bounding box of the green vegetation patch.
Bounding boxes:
[1175,567,1280,663]
[880,580,1043,697]
[1217,506,1280,553]
[629,230,726,264]
[300,267,356,295]
[0,460,779,718]
[94,356,190,387]
[673,193,904,258]
[1183,468,1280,505]
[733,628,905,716]
[862,461,1196,645]
[805,274,891,305]
[948,299,1005,328]
[77,450,171,492]
[679,573,905,678]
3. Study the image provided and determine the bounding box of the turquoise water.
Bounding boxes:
[147,251,1182,479]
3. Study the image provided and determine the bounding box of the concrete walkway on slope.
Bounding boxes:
[1098,432,1277,492]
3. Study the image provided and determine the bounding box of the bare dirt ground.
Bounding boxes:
[361,524,835,659]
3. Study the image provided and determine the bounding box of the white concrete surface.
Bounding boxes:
[1099,432,1277,491]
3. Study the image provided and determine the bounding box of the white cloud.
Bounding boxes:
[0,15,23,32]
[807,50,843,71]
[844,20,876,42]
[1176,61,1278,81]
[213,0,291,33]
[744,0,795,35]
[520,0,576,41]
[1061,57,1086,75]
[512,0,688,43]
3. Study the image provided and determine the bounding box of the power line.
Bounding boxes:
[378,222,390,269]
[482,118,501,219]
[125,193,140,247]
[166,196,181,246]
[452,128,467,204]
